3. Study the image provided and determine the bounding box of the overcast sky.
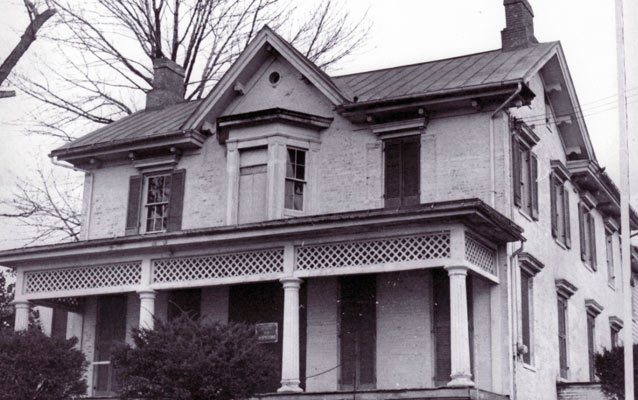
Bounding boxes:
[0,0,637,250]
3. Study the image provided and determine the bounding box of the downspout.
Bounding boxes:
[489,83,522,207]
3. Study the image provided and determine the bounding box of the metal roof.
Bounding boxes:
[51,100,202,154]
[332,42,558,104]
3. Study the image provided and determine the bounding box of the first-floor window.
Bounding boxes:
[144,174,171,232]
[557,295,569,379]
[94,295,127,396]
[167,288,202,321]
[285,147,306,211]
[520,270,533,364]
[587,313,596,381]
[610,324,620,348]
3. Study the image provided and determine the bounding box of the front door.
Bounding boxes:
[93,295,127,396]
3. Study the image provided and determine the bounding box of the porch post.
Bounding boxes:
[445,265,474,387]
[12,300,30,331]
[278,277,303,393]
[138,290,157,330]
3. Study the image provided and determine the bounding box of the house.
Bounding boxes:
[1,1,637,399]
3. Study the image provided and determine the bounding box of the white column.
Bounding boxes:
[445,265,474,387]
[13,300,30,331]
[278,277,303,393]
[137,290,157,330]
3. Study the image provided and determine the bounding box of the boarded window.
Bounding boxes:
[384,135,420,208]
[94,295,127,396]
[238,147,268,224]
[340,274,376,389]
[557,296,568,379]
[167,288,201,321]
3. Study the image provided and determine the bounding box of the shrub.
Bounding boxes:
[112,315,278,400]
[0,329,87,400]
[594,344,638,400]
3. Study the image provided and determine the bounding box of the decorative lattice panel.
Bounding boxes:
[296,232,450,271]
[25,262,142,294]
[465,236,496,275]
[153,248,284,283]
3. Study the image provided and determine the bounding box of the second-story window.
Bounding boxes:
[384,135,420,208]
[550,162,571,248]
[513,140,538,219]
[579,203,597,270]
[144,174,171,232]
[285,148,306,211]
[606,230,615,287]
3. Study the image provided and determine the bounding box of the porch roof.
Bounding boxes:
[0,198,523,267]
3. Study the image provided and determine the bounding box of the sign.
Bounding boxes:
[255,322,278,343]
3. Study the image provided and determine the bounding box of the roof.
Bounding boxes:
[332,42,558,104]
[51,100,202,156]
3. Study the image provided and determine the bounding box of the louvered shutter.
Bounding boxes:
[550,174,558,238]
[384,139,402,208]
[512,138,522,207]
[125,175,142,235]
[167,169,186,232]
[579,203,587,261]
[401,135,420,206]
[563,188,571,248]
[557,297,568,379]
[589,213,597,269]
[530,153,539,220]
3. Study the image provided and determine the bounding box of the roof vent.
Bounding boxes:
[501,0,538,51]
[146,58,186,110]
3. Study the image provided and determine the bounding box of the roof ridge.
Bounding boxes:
[331,41,559,80]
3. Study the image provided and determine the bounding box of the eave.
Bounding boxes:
[0,198,523,267]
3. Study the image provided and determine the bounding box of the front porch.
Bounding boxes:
[3,200,522,398]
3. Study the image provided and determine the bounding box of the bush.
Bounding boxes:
[594,344,638,400]
[112,315,278,400]
[0,329,87,400]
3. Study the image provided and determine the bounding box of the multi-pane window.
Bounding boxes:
[520,270,533,365]
[145,174,171,232]
[550,169,571,248]
[513,139,538,219]
[285,148,306,211]
[384,135,420,208]
[557,295,569,379]
[606,231,615,287]
[579,203,597,270]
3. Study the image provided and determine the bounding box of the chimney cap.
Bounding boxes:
[152,57,185,77]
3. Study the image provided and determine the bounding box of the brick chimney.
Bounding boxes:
[146,58,186,110]
[501,0,538,51]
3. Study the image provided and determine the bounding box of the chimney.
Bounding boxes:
[501,0,538,51]
[146,58,186,110]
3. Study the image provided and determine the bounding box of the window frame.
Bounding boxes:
[606,229,615,288]
[383,134,421,209]
[585,299,603,382]
[550,161,571,248]
[518,252,544,367]
[284,147,307,213]
[141,172,172,234]
[512,120,540,220]
[555,279,577,380]
[579,200,598,271]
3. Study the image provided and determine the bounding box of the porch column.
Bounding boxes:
[12,300,30,331]
[445,265,474,387]
[138,290,157,330]
[278,277,303,393]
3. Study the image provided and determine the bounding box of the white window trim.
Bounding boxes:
[140,172,172,234]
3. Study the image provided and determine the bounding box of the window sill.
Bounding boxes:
[608,282,616,291]
[554,239,567,250]
[518,208,534,222]
[284,209,305,218]
[521,362,537,373]
[556,376,571,384]
[582,262,597,273]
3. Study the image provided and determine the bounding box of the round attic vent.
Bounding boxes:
[269,71,281,85]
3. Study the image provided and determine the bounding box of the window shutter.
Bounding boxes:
[589,213,597,270]
[384,139,402,208]
[550,174,557,238]
[563,187,571,248]
[579,203,586,261]
[530,153,539,220]
[401,135,420,206]
[167,169,186,232]
[512,138,522,207]
[125,175,142,235]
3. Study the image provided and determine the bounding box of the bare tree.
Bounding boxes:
[0,1,56,97]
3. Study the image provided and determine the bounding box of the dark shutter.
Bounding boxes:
[401,136,420,206]
[433,269,451,385]
[550,174,557,238]
[579,203,587,261]
[563,188,571,248]
[557,297,568,379]
[530,153,539,220]
[125,175,142,235]
[167,169,186,232]
[589,213,597,270]
[587,314,595,381]
[512,138,522,207]
[520,272,531,364]
[384,139,402,208]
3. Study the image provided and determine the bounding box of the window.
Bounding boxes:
[513,140,538,218]
[125,169,185,235]
[587,313,596,381]
[579,203,597,270]
[606,231,615,287]
[384,135,420,208]
[550,163,571,247]
[609,317,623,348]
[167,288,201,321]
[610,325,620,348]
[556,279,577,380]
[239,147,268,223]
[285,148,306,211]
[340,274,376,389]
[518,252,543,366]
[94,295,127,396]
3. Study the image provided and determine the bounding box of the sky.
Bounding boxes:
[0,0,637,250]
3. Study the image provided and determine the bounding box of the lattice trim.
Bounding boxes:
[153,248,284,283]
[296,232,450,271]
[25,262,142,294]
[465,236,496,275]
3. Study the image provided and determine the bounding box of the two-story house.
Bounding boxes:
[1,1,637,399]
